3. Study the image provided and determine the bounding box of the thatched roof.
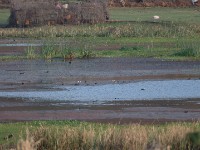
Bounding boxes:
[9,0,109,27]
[10,0,59,27]
[66,0,109,24]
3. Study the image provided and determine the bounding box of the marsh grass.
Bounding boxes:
[13,122,200,150]
[0,21,200,39]
[26,45,37,59]
[32,39,97,60]
[11,37,200,60]
[41,40,57,59]
[173,39,200,57]
[59,42,74,60]
[79,49,96,58]
[78,43,96,58]
[1,121,200,150]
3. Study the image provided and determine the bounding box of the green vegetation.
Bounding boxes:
[0,7,200,60]
[110,7,200,24]
[0,9,9,27]
[0,7,200,150]
[21,37,199,60]
[0,121,200,149]
[26,45,37,59]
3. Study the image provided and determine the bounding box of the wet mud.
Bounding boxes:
[0,97,200,124]
[1,44,200,124]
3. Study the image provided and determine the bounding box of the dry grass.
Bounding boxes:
[15,122,200,150]
[1,21,200,39]
[17,129,42,150]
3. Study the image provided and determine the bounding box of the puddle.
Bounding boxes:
[0,80,199,102]
[0,43,42,47]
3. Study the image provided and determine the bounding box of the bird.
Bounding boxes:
[153,15,160,20]
[153,15,160,22]
[191,0,198,5]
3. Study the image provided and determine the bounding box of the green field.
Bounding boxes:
[0,7,200,60]
[0,9,9,27]
[110,7,200,23]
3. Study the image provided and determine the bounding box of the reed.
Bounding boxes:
[25,45,37,59]
[41,40,57,59]
[14,122,200,150]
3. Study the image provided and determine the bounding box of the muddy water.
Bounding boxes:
[0,80,200,102]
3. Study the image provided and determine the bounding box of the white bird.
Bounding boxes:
[153,15,160,20]
[192,0,198,5]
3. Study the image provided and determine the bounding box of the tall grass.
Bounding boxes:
[174,39,200,57]
[41,40,58,59]
[25,38,96,60]
[14,122,200,150]
[1,22,200,39]
[25,45,37,59]
[59,42,74,60]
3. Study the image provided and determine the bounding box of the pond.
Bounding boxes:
[0,79,199,103]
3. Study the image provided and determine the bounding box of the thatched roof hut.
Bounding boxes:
[9,0,58,27]
[9,0,109,27]
[62,0,109,25]
[80,0,109,24]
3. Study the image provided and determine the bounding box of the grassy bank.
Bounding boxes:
[20,37,199,60]
[0,7,200,60]
[0,121,200,150]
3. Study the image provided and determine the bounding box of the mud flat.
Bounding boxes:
[0,58,200,124]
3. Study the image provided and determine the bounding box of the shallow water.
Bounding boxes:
[0,43,42,47]
[0,79,199,102]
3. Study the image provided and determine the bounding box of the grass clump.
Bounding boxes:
[24,39,97,60]
[42,44,56,59]
[25,45,37,59]
[185,131,200,150]
[174,48,197,57]
[79,49,96,58]
[173,39,200,58]
[59,43,74,60]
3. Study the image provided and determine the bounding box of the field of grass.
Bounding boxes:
[0,121,200,150]
[110,7,200,23]
[0,7,200,60]
[0,9,9,27]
